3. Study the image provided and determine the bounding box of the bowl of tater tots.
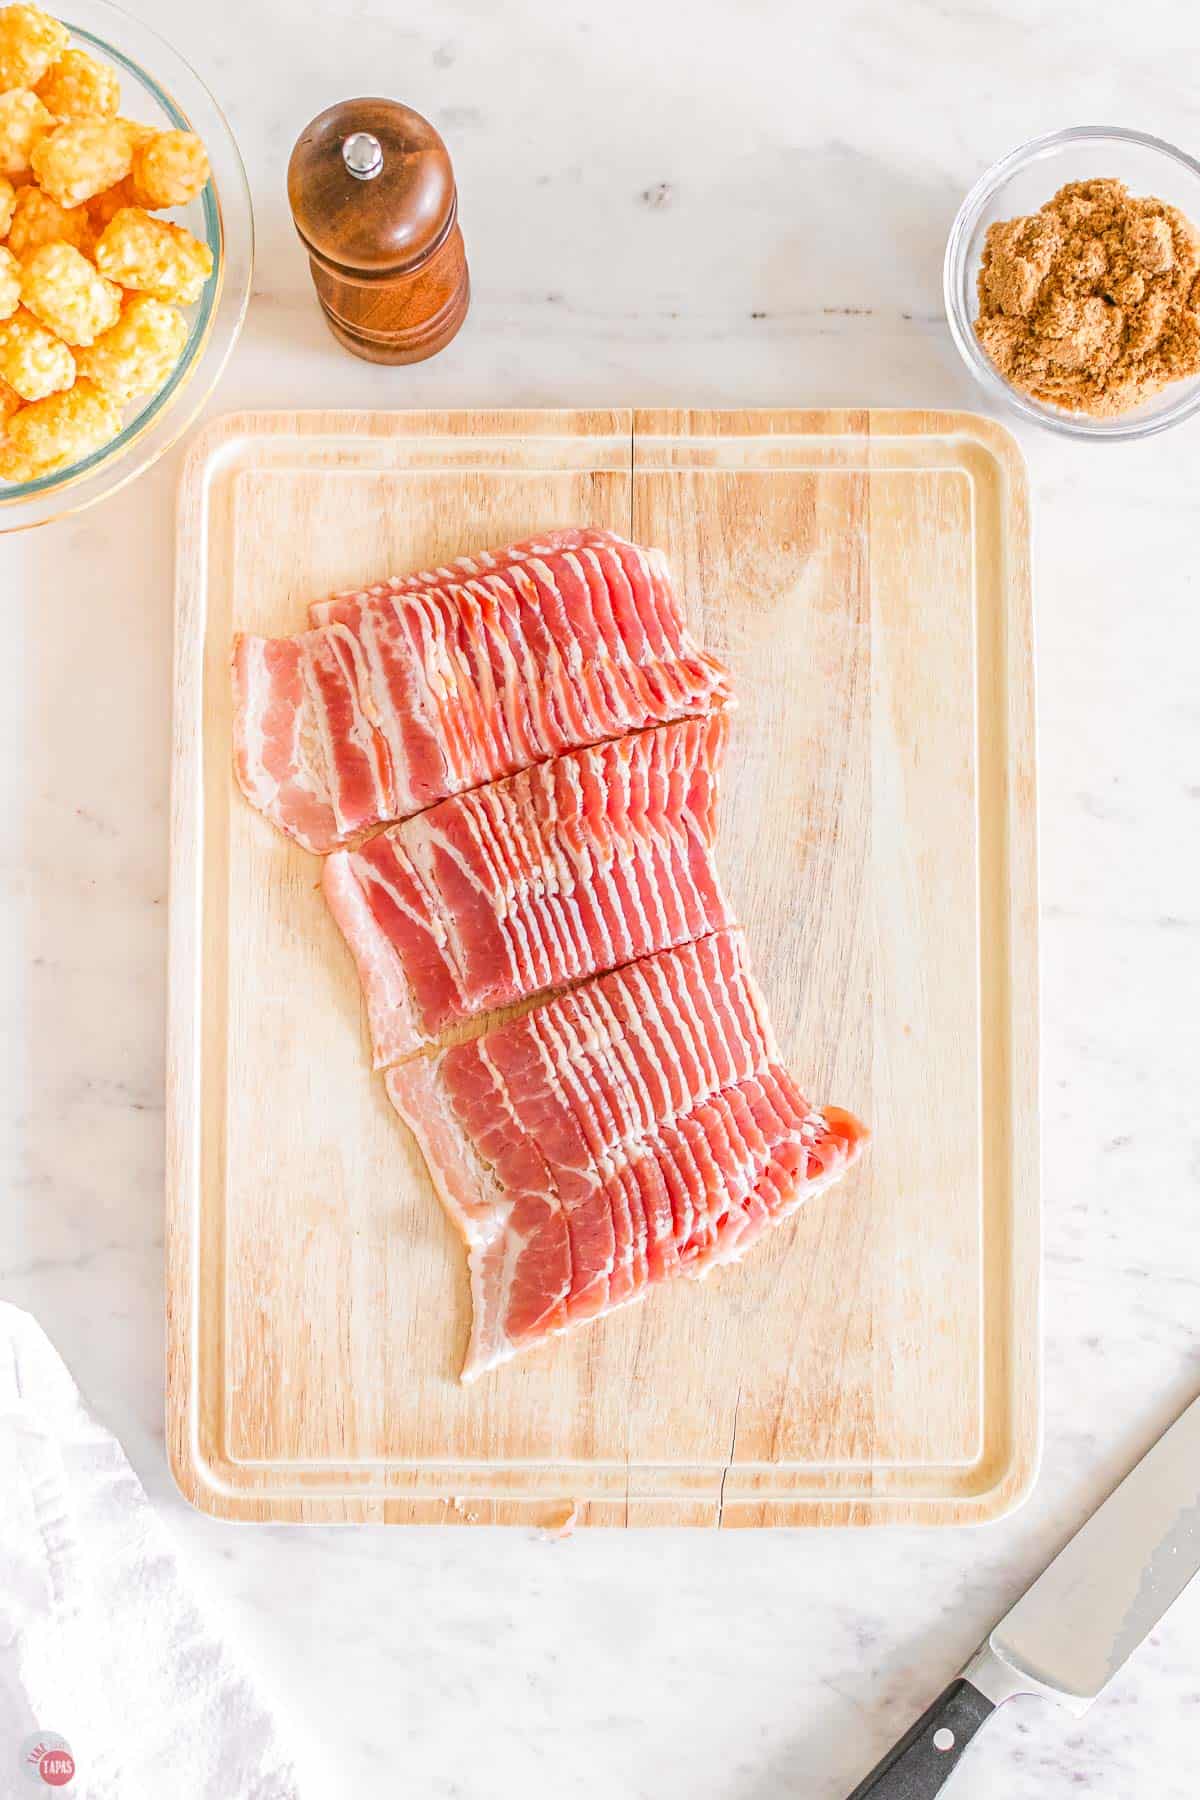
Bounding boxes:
[0,0,251,527]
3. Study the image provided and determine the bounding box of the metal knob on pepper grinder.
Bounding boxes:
[287,97,470,365]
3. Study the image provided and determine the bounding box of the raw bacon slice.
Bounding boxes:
[308,529,619,623]
[385,931,868,1381]
[232,529,732,854]
[323,715,734,1068]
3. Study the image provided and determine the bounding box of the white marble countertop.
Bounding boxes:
[4,0,1200,1794]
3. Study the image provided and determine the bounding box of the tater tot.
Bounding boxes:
[0,374,117,479]
[0,88,53,177]
[91,120,150,201]
[30,117,130,207]
[21,239,120,345]
[6,179,89,257]
[75,290,187,402]
[0,303,72,399]
[94,205,212,304]
[0,4,68,90]
[115,116,156,151]
[86,173,136,231]
[35,45,120,118]
[0,172,14,236]
[0,373,19,433]
[0,242,18,318]
[89,166,174,233]
[131,130,209,208]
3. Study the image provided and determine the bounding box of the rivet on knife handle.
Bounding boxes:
[844,1678,994,1799]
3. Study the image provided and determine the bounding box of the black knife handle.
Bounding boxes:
[846,1678,995,1798]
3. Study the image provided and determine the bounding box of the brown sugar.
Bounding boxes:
[973,178,1200,416]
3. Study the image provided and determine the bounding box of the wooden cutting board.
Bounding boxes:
[168,408,1038,1527]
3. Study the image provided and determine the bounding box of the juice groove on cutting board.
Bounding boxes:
[168,408,1038,1526]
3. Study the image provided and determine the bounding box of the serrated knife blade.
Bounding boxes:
[846,1393,1200,1798]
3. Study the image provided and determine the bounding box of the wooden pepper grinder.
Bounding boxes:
[287,97,470,365]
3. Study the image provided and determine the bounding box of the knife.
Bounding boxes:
[847,1392,1200,1797]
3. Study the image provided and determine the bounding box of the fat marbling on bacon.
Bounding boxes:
[322,715,734,1067]
[386,930,868,1381]
[232,529,733,855]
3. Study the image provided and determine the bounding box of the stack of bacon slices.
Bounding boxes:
[232,527,867,1380]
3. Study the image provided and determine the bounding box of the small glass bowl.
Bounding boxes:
[0,0,252,531]
[944,126,1200,442]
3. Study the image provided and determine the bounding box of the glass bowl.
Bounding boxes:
[0,0,252,530]
[944,126,1200,442]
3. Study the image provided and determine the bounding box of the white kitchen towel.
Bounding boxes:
[0,1303,305,1800]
